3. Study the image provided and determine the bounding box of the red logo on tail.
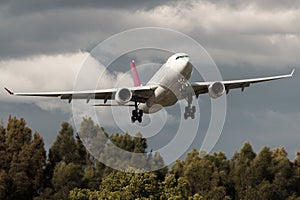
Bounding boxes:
[130,60,141,87]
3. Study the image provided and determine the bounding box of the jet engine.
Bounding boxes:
[115,88,133,105]
[208,82,225,99]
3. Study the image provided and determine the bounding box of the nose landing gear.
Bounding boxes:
[184,94,196,120]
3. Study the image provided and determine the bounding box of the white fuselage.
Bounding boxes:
[138,53,193,113]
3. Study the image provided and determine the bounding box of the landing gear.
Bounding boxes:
[184,106,196,119]
[131,110,143,123]
[184,94,196,120]
[131,101,143,123]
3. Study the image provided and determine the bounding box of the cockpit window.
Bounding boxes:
[175,55,189,60]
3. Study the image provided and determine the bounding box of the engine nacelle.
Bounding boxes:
[115,88,132,105]
[208,82,225,99]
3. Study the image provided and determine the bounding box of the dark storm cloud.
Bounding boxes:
[0,0,177,15]
[0,0,299,61]
[0,0,178,59]
[0,9,121,59]
[0,7,104,57]
[1,0,299,17]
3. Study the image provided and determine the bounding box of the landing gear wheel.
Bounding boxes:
[185,107,189,113]
[184,113,188,120]
[132,110,137,116]
[131,116,136,123]
[191,106,196,113]
[184,101,196,120]
[131,100,143,123]
[138,110,143,117]
[191,113,195,119]
[137,116,142,123]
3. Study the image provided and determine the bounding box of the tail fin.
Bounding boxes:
[130,60,141,87]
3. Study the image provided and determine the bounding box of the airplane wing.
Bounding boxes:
[191,69,295,95]
[4,85,158,103]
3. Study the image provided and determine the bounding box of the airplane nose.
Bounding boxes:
[182,57,190,66]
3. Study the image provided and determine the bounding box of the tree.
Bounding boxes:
[3,115,300,199]
[78,117,108,163]
[170,160,184,178]
[29,132,47,195]
[0,124,9,171]
[161,174,191,199]
[48,122,78,165]
[100,132,153,171]
[0,117,47,200]
[147,152,168,180]
[5,116,31,154]
[70,170,160,199]
[0,170,9,200]
[229,142,256,199]
[76,117,109,189]
[52,161,84,199]
[184,156,215,195]
[294,152,300,197]
[271,147,295,199]
[8,133,46,199]
[251,146,273,184]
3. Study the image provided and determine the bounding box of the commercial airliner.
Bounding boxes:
[4,53,294,123]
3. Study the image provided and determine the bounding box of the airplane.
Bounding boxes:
[4,53,295,123]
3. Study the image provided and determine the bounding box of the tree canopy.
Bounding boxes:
[0,116,299,200]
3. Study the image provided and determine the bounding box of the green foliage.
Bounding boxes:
[160,174,191,199]
[70,170,160,200]
[229,142,256,199]
[6,116,32,154]
[0,116,46,200]
[0,170,9,199]
[79,117,108,160]
[52,161,84,199]
[270,147,295,199]
[0,124,9,171]
[49,122,78,165]
[1,115,300,200]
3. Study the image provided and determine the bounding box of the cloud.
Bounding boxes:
[0,52,136,112]
[1,0,299,71]
[138,1,300,69]
[0,53,83,89]
[0,53,82,112]
[203,0,300,11]
[0,0,177,16]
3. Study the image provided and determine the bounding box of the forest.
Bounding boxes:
[0,116,300,200]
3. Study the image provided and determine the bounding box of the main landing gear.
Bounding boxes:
[184,94,196,120]
[131,101,143,123]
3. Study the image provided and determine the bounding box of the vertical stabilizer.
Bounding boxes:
[130,60,141,87]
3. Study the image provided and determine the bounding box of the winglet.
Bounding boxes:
[130,60,141,87]
[4,87,14,95]
[290,68,295,76]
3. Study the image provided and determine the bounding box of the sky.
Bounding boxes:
[0,0,299,162]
